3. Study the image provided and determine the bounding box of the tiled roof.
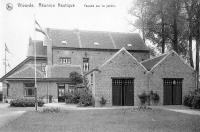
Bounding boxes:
[0,57,47,81]
[110,32,148,50]
[141,54,168,71]
[8,65,45,78]
[27,40,47,57]
[80,31,113,49]
[49,65,82,78]
[46,28,148,51]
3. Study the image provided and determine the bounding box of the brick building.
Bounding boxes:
[86,49,195,106]
[0,28,150,103]
[0,28,195,106]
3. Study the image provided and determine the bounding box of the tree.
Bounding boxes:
[192,0,200,90]
[129,0,188,56]
[69,72,83,85]
[184,0,196,67]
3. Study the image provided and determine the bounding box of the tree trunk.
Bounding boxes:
[196,36,199,90]
[196,24,200,90]
[189,26,194,68]
[142,15,146,43]
[161,0,165,54]
[161,15,165,53]
[173,17,178,53]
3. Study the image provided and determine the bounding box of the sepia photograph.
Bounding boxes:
[0,0,200,131]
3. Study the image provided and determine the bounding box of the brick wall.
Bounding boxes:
[92,49,148,106]
[148,52,195,105]
[4,81,67,103]
[52,49,149,72]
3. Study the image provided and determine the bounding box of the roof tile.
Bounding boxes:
[141,54,167,71]
[49,65,82,78]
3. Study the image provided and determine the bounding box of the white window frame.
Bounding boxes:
[83,58,89,71]
[24,83,35,97]
[60,57,71,64]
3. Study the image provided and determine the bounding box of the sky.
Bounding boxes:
[0,0,136,79]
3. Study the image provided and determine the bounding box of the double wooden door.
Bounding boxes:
[112,78,134,106]
[163,79,182,105]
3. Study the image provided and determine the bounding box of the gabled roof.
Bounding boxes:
[48,65,82,78]
[8,65,45,78]
[99,47,147,71]
[141,50,194,72]
[46,28,149,51]
[0,57,47,82]
[84,48,147,76]
[141,53,168,71]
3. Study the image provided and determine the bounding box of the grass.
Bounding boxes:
[1,108,200,132]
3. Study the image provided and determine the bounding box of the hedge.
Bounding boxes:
[184,90,200,109]
[65,90,94,107]
[10,98,44,107]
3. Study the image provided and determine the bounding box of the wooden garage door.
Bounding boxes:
[112,78,134,106]
[163,79,182,105]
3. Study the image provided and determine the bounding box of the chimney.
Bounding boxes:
[26,36,33,57]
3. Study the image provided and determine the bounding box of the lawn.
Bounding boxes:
[1,108,200,132]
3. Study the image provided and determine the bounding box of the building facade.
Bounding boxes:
[0,28,150,103]
[0,28,195,106]
[86,49,195,106]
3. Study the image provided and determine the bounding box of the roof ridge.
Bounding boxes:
[0,57,31,81]
[46,27,139,34]
[169,50,195,71]
[99,48,126,68]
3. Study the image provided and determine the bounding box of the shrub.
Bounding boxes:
[99,96,107,106]
[65,92,74,104]
[184,90,200,109]
[138,92,148,105]
[149,91,160,105]
[10,98,44,107]
[184,93,193,107]
[65,91,80,104]
[42,107,60,113]
[79,91,94,107]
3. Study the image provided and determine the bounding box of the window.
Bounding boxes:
[68,85,75,93]
[83,58,89,71]
[41,63,46,72]
[60,57,71,64]
[24,83,35,97]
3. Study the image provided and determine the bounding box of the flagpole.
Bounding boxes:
[34,15,38,111]
[5,43,7,75]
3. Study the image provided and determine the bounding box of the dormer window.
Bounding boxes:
[94,42,99,46]
[61,41,67,45]
[127,44,132,47]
